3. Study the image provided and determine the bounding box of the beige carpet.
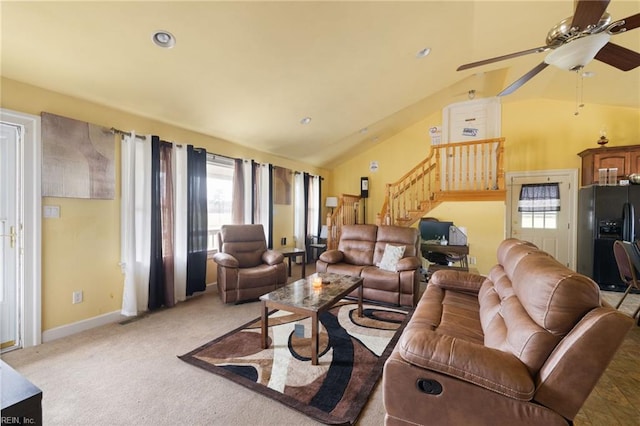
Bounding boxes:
[2,269,638,425]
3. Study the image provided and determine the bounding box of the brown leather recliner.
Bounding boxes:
[383,238,633,425]
[213,224,287,303]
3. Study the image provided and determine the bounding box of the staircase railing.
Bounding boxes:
[326,194,362,250]
[378,137,505,226]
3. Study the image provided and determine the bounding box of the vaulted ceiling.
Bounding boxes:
[1,1,638,168]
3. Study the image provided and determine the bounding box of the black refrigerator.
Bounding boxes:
[577,185,640,290]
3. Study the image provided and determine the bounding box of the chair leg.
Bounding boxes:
[615,286,633,309]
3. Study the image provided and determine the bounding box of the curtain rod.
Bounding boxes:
[111,127,320,177]
[109,127,201,151]
[108,127,146,140]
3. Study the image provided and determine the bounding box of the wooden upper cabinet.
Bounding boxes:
[578,145,640,186]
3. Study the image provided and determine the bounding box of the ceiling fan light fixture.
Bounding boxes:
[544,32,610,70]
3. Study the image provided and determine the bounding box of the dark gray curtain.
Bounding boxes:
[231,158,244,224]
[186,145,208,296]
[148,136,165,310]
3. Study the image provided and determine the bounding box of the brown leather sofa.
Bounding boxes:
[383,238,633,425]
[316,224,421,307]
[213,224,287,303]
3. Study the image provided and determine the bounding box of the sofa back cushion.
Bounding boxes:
[219,224,267,268]
[338,224,378,265]
[480,239,601,375]
[373,225,420,266]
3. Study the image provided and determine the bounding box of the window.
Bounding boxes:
[521,211,558,229]
[206,154,234,250]
[518,183,560,230]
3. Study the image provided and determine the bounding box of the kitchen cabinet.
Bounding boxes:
[578,144,640,186]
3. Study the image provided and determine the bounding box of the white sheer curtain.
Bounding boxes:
[120,132,151,316]
[173,144,188,303]
[293,172,305,250]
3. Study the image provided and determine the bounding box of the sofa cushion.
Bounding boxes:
[510,252,600,335]
[377,244,405,271]
[219,224,268,268]
[479,240,602,375]
[325,263,366,277]
[337,224,377,265]
[373,225,419,265]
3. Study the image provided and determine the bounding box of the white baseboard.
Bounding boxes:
[41,287,217,343]
[42,310,123,343]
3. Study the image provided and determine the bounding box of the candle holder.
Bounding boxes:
[312,276,323,289]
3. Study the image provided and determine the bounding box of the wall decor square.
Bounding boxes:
[41,112,115,199]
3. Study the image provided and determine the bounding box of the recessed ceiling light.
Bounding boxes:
[416,47,431,59]
[359,127,368,134]
[152,30,176,48]
[300,117,312,125]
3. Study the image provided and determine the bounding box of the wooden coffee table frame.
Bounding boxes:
[260,273,363,365]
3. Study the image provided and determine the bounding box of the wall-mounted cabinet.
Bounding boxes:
[578,145,640,186]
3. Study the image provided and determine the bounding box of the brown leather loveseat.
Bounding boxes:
[316,224,421,307]
[383,238,633,425]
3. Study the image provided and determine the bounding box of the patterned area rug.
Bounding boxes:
[179,300,412,425]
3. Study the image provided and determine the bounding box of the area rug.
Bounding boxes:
[179,300,412,425]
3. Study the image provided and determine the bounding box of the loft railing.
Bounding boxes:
[323,138,505,251]
[378,137,505,226]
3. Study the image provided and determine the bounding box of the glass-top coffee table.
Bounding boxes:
[259,272,363,365]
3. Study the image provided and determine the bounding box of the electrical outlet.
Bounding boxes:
[72,291,83,304]
[469,256,477,265]
[281,237,286,246]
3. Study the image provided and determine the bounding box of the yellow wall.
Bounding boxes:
[3,74,639,330]
[1,77,328,331]
[331,98,640,273]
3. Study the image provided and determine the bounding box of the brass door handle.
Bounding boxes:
[1,226,16,248]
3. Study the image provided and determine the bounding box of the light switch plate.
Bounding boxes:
[43,205,60,218]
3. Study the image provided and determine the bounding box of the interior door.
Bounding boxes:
[507,171,576,268]
[1,122,20,351]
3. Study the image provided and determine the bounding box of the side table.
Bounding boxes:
[276,247,306,278]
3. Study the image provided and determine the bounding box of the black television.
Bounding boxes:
[419,219,453,243]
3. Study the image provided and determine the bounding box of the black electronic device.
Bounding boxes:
[360,177,369,198]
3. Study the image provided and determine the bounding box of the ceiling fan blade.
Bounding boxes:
[571,0,610,31]
[614,13,640,32]
[457,46,550,71]
[497,62,550,97]
[595,42,640,71]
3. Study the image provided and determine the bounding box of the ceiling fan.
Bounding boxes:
[457,0,640,96]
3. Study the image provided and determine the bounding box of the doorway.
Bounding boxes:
[506,169,578,269]
[0,108,41,351]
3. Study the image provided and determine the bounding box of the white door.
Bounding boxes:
[1,122,20,352]
[506,170,578,269]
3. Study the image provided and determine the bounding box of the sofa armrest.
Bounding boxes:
[318,249,344,264]
[429,269,486,294]
[396,256,421,272]
[398,326,535,400]
[262,250,284,265]
[213,252,239,268]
